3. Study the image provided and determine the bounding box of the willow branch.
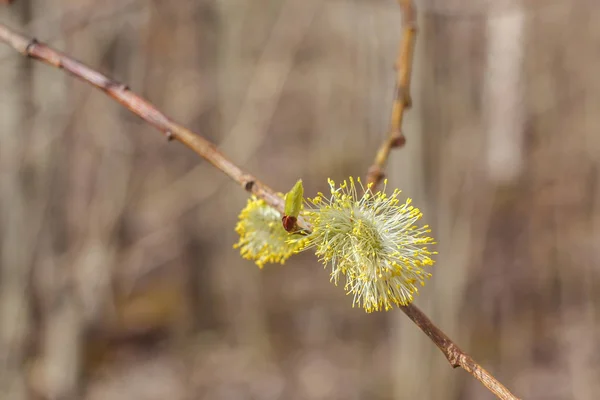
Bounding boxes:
[0,21,519,400]
[400,304,520,400]
[367,0,416,186]
[0,23,284,216]
[364,2,521,400]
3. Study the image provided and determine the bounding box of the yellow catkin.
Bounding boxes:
[234,196,306,268]
[300,177,437,312]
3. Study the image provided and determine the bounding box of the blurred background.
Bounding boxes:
[1,0,599,399]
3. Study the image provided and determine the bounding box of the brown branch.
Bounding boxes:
[367,0,416,187]
[400,304,521,400]
[0,23,284,217]
[365,2,521,400]
[0,20,520,400]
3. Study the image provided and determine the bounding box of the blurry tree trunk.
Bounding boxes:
[0,2,34,400]
[28,0,80,394]
[25,1,142,397]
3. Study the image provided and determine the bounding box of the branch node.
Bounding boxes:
[403,23,418,33]
[106,81,129,91]
[166,131,174,142]
[24,37,38,55]
[397,86,412,109]
[367,166,385,186]
[243,180,255,192]
[447,344,463,368]
[391,134,406,148]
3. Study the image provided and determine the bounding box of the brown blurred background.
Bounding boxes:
[1,0,599,399]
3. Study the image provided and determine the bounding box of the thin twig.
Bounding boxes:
[364,2,521,400]
[0,21,519,400]
[367,0,416,186]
